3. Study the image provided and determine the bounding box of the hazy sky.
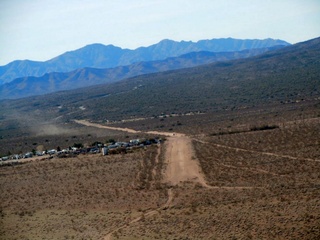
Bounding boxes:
[1,0,319,65]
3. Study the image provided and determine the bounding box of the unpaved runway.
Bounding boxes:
[164,136,207,186]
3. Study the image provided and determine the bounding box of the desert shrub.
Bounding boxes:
[73,143,83,148]
[250,124,279,131]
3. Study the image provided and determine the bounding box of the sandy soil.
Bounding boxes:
[164,135,206,186]
[104,188,174,240]
[74,120,141,134]
[3,118,318,239]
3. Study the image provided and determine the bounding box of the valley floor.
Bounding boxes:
[1,110,320,239]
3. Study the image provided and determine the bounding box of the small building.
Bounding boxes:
[102,147,108,156]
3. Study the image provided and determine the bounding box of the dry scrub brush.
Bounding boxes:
[116,185,320,239]
[207,118,320,160]
[0,146,167,239]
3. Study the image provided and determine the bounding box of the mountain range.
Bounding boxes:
[1,37,318,123]
[0,38,289,86]
[0,45,286,99]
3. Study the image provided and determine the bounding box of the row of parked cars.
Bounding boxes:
[72,138,162,156]
[0,138,162,162]
[0,149,57,161]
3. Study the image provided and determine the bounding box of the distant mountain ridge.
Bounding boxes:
[0,38,290,84]
[1,37,318,124]
[0,46,286,99]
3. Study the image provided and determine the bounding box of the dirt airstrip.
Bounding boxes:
[75,120,212,240]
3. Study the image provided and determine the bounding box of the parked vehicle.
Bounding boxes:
[24,152,33,158]
[89,148,99,153]
[48,149,57,155]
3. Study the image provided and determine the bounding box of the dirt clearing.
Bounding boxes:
[74,119,141,133]
[164,136,206,186]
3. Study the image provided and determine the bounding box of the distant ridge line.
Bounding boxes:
[0,38,290,85]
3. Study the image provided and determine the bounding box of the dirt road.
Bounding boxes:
[75,120,183,137]
[75,120,207,186]
[164,135,207,186]
[74,120,141,134]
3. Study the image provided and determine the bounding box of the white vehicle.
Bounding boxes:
[1,156,9,161]
[47,149,57,155]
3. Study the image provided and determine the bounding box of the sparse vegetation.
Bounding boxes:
[0,147,167,239]
[0,109,319,239]
[0,37,319,239]
[250,124,279,131]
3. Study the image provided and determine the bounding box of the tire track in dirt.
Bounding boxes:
[193,138,320,163]
[103,188,174,240]
[218,163,286,177]
[152,144,161,181]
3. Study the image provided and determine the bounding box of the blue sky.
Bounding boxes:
[0,0,319,65]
